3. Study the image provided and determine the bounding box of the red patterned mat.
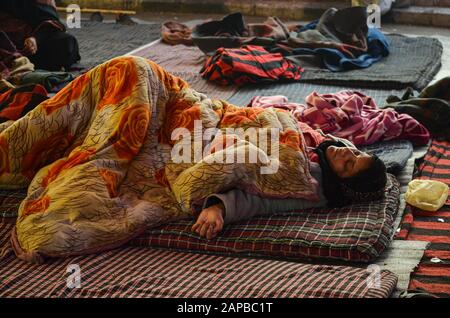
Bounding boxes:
[397,140,450,297]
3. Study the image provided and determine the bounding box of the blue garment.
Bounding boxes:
[291,21,390,72]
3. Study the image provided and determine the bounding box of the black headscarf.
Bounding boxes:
[315,140,387,208]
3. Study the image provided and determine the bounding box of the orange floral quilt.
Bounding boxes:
[0,56,317,262]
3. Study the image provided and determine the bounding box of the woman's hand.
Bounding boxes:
[192,204,224,240]
[24,37,38,55]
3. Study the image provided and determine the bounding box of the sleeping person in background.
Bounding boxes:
[192,127,388,240]
[0,0,80,71]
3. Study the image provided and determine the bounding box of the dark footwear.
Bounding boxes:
[116,14,137,25]
[90,12,103,22]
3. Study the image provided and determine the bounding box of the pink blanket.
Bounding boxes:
[249,91,430,146]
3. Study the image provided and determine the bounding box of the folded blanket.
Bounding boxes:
[358,139,413,174]
[0,56,317,262]
[20,69,74,92]
[287,7,370,57]
[7,56,35,83]
[201,45,304,86]
[396,139,450,297]
[281,27,389,72]
[382,77,450,141]
[161,21,193,46]
[249,93,430,146]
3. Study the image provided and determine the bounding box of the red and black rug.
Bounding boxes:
[397,139,450,297]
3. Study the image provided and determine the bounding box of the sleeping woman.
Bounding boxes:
[193,136,388,239]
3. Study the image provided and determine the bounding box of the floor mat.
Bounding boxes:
[132,41,237,100]
[0,221,397,298]
[132,35,442,91]
[68,21,161,70]
[397,139,450,297]
[374,240,429,297]
[132,40,206,73]
[299,34,442,91]
[167,72,237,101]
[130,175,400,263]
[227,81,405,107]
[133,42,401,106]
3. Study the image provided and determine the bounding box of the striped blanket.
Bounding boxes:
[0,220,397,298]
[200,45,303,86]
[130,174,400,263]
[397,140,450,297]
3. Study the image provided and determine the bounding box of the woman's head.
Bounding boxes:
[325,145,373,178]
[315,140,387,207]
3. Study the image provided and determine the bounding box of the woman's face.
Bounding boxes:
[325,146,373,178]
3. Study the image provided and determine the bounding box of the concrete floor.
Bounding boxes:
[75,11,450,85]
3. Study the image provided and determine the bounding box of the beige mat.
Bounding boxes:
[171,71,238,101]
[132,40,237,100]
[132,40,205,73]
[375,240,429,297]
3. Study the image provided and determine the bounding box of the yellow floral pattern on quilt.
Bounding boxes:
[0,56,317,262]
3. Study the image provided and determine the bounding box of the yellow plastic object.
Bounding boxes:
[405,180,449,212]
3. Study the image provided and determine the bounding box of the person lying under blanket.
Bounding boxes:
[0,55,388,262]
[0,0,80,71]
[193,137,387,239]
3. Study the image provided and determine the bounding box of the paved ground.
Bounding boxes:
[76,11,450,85]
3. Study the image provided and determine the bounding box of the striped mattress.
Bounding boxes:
[130,174,400,263]
[0,220,397,298]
